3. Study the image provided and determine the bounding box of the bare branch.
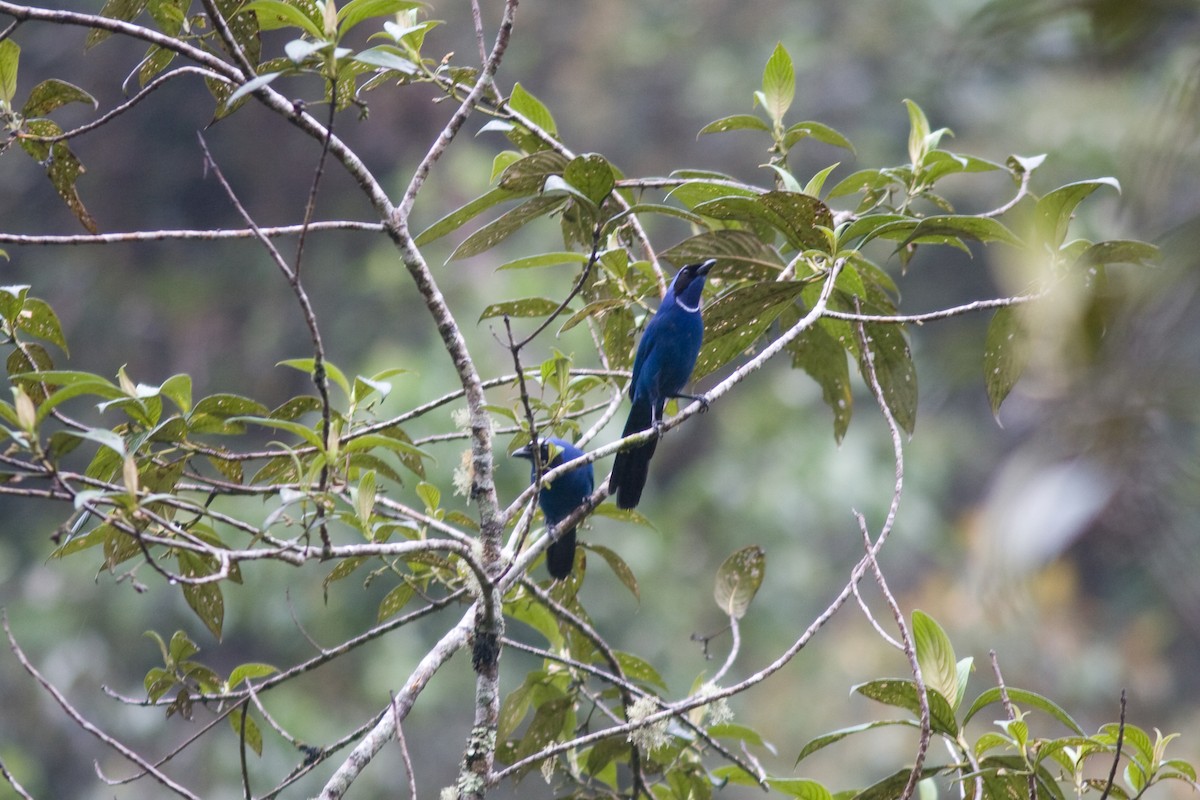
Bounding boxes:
[316,610,474,800]
[853,311,928,800]
[0,754,35,800]
[3,610,201,800]
[1098,690,1127,800]
[389,694,419,800]
[0,221,385,246]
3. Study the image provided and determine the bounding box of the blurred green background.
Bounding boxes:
[1,0,1199,797]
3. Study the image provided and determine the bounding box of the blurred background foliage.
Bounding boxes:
[1,0,1199,797]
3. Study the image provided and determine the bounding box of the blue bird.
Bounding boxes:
[513,437,594,579]
[609,259,715,509]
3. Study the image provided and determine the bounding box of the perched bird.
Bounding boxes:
[513,437,594,579]
[609,259,715,509]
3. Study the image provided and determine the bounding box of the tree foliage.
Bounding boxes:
[0,2,1187,799]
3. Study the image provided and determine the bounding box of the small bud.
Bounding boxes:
[323,0,338,39]
[13,386,35,431]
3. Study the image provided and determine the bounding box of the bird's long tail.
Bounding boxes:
[546,527,576,580]
[608,398,658,509]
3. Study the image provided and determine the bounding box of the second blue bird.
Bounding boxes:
[514,437,594,579]
[609,259,715,509]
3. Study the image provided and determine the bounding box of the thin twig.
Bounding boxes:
[0,755,35,800]
[3,610,201,800]
[18,66,231,143]
[0,220,383,245]
[988,650,1037,800]
[390,693,419,800]
[1098,691,1127,800]
[853,310,928,800]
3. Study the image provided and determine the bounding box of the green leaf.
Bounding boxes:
[708,723,769,748]
[0,37,18,105]
[787,317,852,443]
[22,79,98,117]
[584,737,630,776]
[1073,239,1159,269]
[562,153,615,207]
[414,187,520,246]
[955,657,974,712]
[20,120,98,233]
[760,43,795,124]
[713,545,765,620]
[1034,178,1121,248]
[497,251,589,270]
[855,767,955,800]
[351,45,419,74]
[178,552,225,639]
[770,778,834,800]
[508,82,557,137]
[904,98,932,165]
[336,0,422,35]
[278,357,350,398]
[509,697,571,777]
[497,678,535,743]
[227,662,278,688]
[796,719,918,765]
[962,687,1083,734]
[87,0,148,48]
[227,71,284,106]
[911,611,959,710]
[861,215,1022,249]
[661,230,785,281]
[497,150,570,192]
[228,416,325,449]
[857,320,917,435]
[192,393,270,419]
[803,162,841,198]
[584,543,639,601]
[159,374,192,415]
[614,651,667,689]
[448,195,566,261]
[0,284,30,322]
[63,427,127,457]
[377,582,414,621]
[668,178,757,210]
[784,121,856,154]
[478,297,563,321]
[696,191,833,252]
[415,480,440,511]
[853,679,958,736]
[693,280,806,380]
[698,114,771,135]
[228,707,263,756]
[983,306,1029,417]
[323,556,365,592]
[243,0,323,37]
[16,297,68,353]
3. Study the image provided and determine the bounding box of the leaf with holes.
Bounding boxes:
[562,153,615,207]
[983,306,1029,417]
[713,545,765,620]
[449,195,566,261]
[479,297,564,321]
[693,281,806,380]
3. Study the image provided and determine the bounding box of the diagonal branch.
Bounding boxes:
[3,610,201,800]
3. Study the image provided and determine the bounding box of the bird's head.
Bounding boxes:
[512,438,567,467]
[667,258,716,310]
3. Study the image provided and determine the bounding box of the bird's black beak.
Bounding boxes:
[695,258,716,277]
[512,443,533,459]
